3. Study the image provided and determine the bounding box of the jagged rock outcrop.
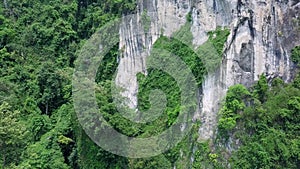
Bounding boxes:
[115,0,300,141]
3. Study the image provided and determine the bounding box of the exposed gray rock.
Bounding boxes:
[199,0,300,140]
[115,0,300,141]
[115,0,191,109]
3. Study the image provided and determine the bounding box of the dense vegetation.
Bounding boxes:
[191,72,300,169]
[192,47,300,168]
[0,1,136,168]
[0,0,299,169]
[291,46,300,64]
[227,52,300,168]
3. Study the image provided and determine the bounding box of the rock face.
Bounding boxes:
[199,0,300,140]
[115,0,300,140]
[115,0,191,109]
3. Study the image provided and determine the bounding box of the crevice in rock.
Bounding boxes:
[238,41,254,73]
[224,16,249,55]
[248,9,255,38]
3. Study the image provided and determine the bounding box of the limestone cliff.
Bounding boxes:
[199,0,300,140]
[115,0,191,109]
[115,0,300,141]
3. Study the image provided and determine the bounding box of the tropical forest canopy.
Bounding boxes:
[0,0,299,169]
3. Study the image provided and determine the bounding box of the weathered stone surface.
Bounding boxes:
[115,0,191,109]
[115,0,300,140]
[198,0,300,140]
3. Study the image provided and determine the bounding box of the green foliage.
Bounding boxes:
[93,33,205,150]
[217,84,250,136]
[129,156,171,169]
[207,27,230,56]
[196,26,230,72]
[132,35,205,136]
[173,22,194,46]
[216,75,300,168]
[74,126,128,169]
[37,62,70,114]
[18,103,77,169]
[0,2,230,166]
[253,74,268,102]
[0,1,136,168]
[18,130,71,169]
[292,73,300,89]
[95,45,119,83]
[186,12,192,23]
[192,142,211,169]
[1,0,299,168]
[0,102,27,168]
[29,114,52,141]
[137,70,181,127]
[152,36,206,87]
[91,16,206,168]
[0,15,15,48]
[291,46,300,64]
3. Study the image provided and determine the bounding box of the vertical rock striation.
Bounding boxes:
[116,0,300,140]
[195,0,300,140]
[115,0,191,109]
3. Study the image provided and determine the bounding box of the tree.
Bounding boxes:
[18,130,70,169]
[37,62,68,114]
[0,102,27,168]
[218,84,250,136]
[291,46,300,65]
[253,74,268,102]
[0,15,15,48]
